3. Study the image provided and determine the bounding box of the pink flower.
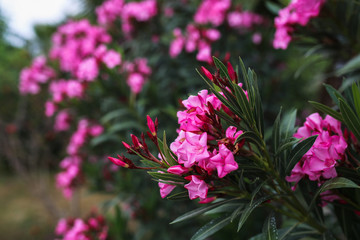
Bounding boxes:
[127,73,145,94]
[102,50,122,68]
[194,0,231,26]
[55,218,69,235]
[89,124,104,137]
[19,56,55,95]
[286,113,347,184]
[174,132,211,168]
[225,126,243,144]
[158,182,176,198]
[184,175,208,200]
[45,101,57,117]
[167,165,189,175]
[210,144,238,178]
[273,0,326,49]
[77,57,99,81]
[54,110,72,132]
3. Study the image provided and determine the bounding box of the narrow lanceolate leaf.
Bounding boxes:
[324,84,346,106]
[308,177,360,211]
[281,109,297,140]
[263,213,278,240]
[213,57,231,80]
[275,138,299,156]
[162,131,177,166]
[285,135,317,175]
[237,195,274,232]
[337,54,360,75]
[351,83,360,117]
[339,99,360,140]
[235,131,263,150]
[148,171,186,183]
[233,82,254,125]
[171,198,240,224]
[309,101,343,122]
[191,215,231,240]
[272,108,282,154]
[101,108,129,124]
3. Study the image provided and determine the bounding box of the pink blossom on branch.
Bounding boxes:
[184,175,209,200]
[286,113,347,184]
[273,0,326,49]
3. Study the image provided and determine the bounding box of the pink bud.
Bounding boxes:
[201,66,213,80]
[108,156,129,168]
[227,62,237,82]
[147,115,156,135]
[167,165,189,175]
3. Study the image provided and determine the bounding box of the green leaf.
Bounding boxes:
[339,98,360,140]
[148,171,185,183]
[263,213,278,240]
[281,109,297,140]
[324,84,346,106]
[285,135,317,175]
[162,131,177,166]
[337,54,360,76]
[309,177,360,211]
[108,121,145,133]
[275,138,299,156]
[213,56,231,80]
[167,191,189,200]
[101,109,129,124]
[191,214,231,240]
[272,108,282,154]
[309,101,343,122]
[171,198,239,224]
[235,131,263,150]
[265,1,282,14]
[233,81,254,126]
[90,134,119,146]
[352,82,360,117]
[237,195,274,232]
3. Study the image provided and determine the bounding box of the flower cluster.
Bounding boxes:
[50,19,120,78]
[19,56,55,95]
[123,58,152,94]
[55,214,108,240]
[169,25,221,62]
[54,110,72,132]
[67,119,104,155]
[194,0,231,26]
[109,63,247,202]
[56,155,83,199]
[273,0,326,49]
[96,0,157,36]
[286,113,347,184]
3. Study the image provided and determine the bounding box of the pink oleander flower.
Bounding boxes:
[89,124,104,137]
[56,215,108,240]
[19,56,55,95]
[169,28,185,58]
[173,131,211,168]
[227,10,265,29]
[177,89,222,132]
[49,80,85,103]
[96,0,124,25]
[50,19,111,75]
[77,57,99,81]
[167,165,190,175]
[194,0,231,26]
[102,50,122,68]
[127,73,145,94]
[209,144,238,178]
[225,126,243,144]
[286,113,347,184]
[273,0,326,49]
[45,101,57,117]
[54,110,72,132]
[56,156,82,199]
[158,182,176,198]
[184,175,209,200]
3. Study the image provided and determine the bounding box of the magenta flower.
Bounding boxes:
[77,57,99,81]
[184,175,208,200]
[167,165,190,175]
[194,0,231,27]
[286,113,347,184]
[210,144,238,178]
[54,110,72,132]
[158,182,176,198]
